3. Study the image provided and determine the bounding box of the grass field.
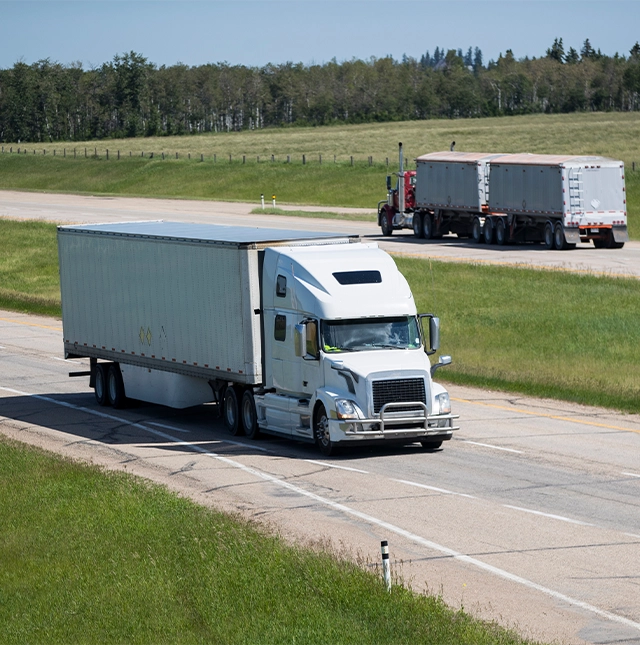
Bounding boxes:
[0,437,538,645]
[2,218,639,413]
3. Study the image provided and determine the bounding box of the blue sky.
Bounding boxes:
[2,1,639,70]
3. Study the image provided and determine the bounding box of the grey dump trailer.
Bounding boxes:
[380,145,628,250]
[58,221,458,455]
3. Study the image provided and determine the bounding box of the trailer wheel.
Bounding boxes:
[412,213,424,238]
[495,218,508,246]
[380,206,394,236]
[241,389,260,439]
[422,213,434,240]
[94,363,109,406]
[543,221,555,249]
[420,439,443,451]
[483,217,495,244]
[107,363,126,409]
[313,403,334,456]
[223,386,242,435]
[471,217,483,243]
[554,223,575,251]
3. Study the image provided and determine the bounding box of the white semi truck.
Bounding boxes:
[58,221,458,455]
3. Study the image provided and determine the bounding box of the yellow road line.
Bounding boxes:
[451,397,640,435]
[0,317,62,331]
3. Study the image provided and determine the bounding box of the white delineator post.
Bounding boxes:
[381,540,391,592]
[261,194,265,210]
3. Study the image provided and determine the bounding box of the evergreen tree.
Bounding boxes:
[547,38,565,63]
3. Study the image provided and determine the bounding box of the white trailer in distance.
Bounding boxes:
[58,221,458,455]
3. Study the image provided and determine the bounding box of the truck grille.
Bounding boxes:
[372,378,426,414]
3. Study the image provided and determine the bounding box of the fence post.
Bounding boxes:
[74,148,77,159]
[302,154,306,165]
[334,155,336,164]
[350,156,353,166]
[176,152,178,159]
[200,153,203,162]
[271,154,274,162]
[118,150,120,160]
[287,155,290,163]
[106,149,109,160]
[162,152,164,160]
[63,148,66,158]
[386,157,389,168]
[243,155,246,164]
[319,154,322,165]
[634,161,636,172]
[214,153,216,163]
[257,155,260,163]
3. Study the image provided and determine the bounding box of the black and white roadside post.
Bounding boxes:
[381,540,391,592]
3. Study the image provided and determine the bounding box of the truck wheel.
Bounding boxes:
[420,440,443,451]
[380,207,393,236]
[412,213,423,238]
[422,213,434,240]
[107,363,126,409]
[471,217,483,243]
[543,221,555,249]
[313,403,334,456]
[94,363,109,406]
[495,218,508,246]
[223,386,242,435]
[241,389,260,439]
[554,223,575,250]
[483,217,494,244]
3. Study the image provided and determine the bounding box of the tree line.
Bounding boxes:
[1,39,640,143]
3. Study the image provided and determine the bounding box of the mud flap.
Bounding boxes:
[612,226,629,243]
[564,228,581,244]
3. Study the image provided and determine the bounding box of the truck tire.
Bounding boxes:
[471,217,483,243]
[412,213,423,238]
[420,439,443,451]
[554,222,575,251]
[543,221,555,249]
[241,389,260,439]
[422,213,434,240]
[107,363,127,409]
[483,217,494,244]
[223,386,242,435]
[495,218,508,246]
[380,207,393,236]
[94,363,109,406]
[313,403,334,456]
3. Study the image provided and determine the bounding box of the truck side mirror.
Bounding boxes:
[386,175,392,190]
[294,323,306,357]
[429,317,440,353]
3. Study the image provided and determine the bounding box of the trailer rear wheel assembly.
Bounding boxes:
[495,218,508,246]
[483,217,494,244]
[314,403,334,456]
[554,222,575,251]
[471,217,483,243]
[544,221,555,249]
[422,213,434,240]
[223,385,241,435]
[107,363,127,409]
[241,389,260,439]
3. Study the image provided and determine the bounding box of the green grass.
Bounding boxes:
[2,219,639,413]
[0,437,541,645]
[250,207,376,221]
[0,219,60,316]
[401,257,640,412]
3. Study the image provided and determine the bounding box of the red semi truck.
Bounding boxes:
[378,143,628,250]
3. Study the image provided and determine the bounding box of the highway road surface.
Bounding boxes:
[1,189,639,279]
[1,191,640,643]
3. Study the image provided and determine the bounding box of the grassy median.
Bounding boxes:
[0,437,540,645]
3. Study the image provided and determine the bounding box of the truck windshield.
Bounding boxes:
[321,317,421,352]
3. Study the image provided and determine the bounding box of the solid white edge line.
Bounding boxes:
[503,505,594,526]
[305,459,369,474]
[2,384,640,632]
[462,440,523,454]
[51,356,84,364]
[393,478,477,499]
[622,471,640,479]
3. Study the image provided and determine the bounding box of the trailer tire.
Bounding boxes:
[483,217,494,244]
[94,363,109,406]
[554,222,575,251]
[544,221,555,249]
[495,218,508,246]
[241,389,260,439]
[412,213,423,238]
[107,363,126,409]
[422,213,434,240]
[223,386,242,435]
[471,217,483,243]
[314,403,334,456]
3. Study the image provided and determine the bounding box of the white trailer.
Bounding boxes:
[58,221,458,455]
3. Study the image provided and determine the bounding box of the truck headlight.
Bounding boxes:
[335,399,359,419]
[435,392,451,415]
